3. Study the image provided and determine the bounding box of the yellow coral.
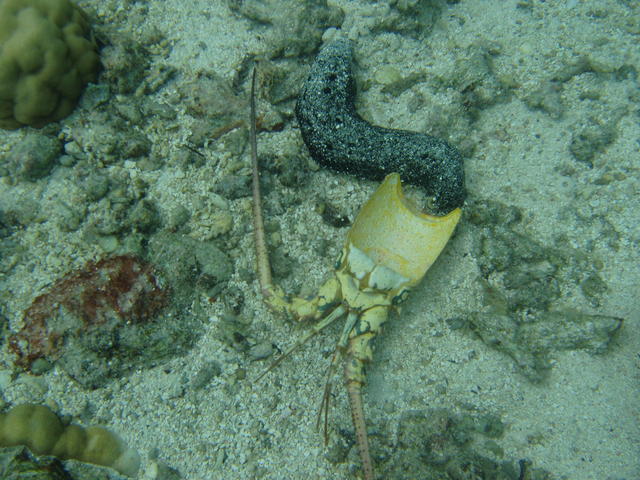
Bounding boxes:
[0,0,100,129]
[0,404,140,476]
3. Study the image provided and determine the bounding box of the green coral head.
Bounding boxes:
[0,403,140,476]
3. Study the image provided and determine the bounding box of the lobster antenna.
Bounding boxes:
[250,67,273,294]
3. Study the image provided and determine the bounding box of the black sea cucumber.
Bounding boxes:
[295,38,465,215]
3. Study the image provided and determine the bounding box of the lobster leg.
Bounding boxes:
[250,67,341,320]
[255,304,347,382]
[316,311,359,442]
[343,305,389,480]
[347,382,373,480]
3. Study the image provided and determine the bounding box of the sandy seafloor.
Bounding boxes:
[0,0,638,479]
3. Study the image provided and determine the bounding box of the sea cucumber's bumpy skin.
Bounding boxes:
[295,39,465,215]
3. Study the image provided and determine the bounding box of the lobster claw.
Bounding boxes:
[347,173,461,288]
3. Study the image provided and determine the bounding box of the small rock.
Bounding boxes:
[191,361,223,390]
[248,342,274,361]
[7,134,62,180]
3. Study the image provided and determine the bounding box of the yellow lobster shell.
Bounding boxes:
[349,173,460,282]
[340,173,461,303]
